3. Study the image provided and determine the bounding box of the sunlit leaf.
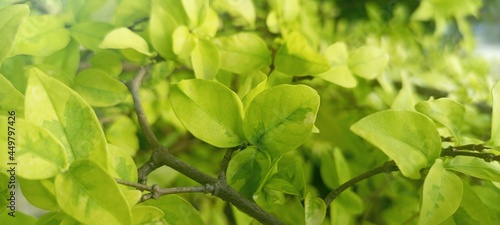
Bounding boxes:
[213,32,271,74]
[44,39,80,77]
[244,84,320,155]
[489,81,500,146]
[90,51,122,78]
[172,26,197,59]
[170,79,245,147]
[440,180,491,225]
[19,178,58,211]
[70,22,115,52]
[25,68,108,167]
[0,74,24,116]
[73,68,129,107]
[99,27,153,56]
[275,32,329,76]
[415,98,465,144]
[191,39,219,80]
[348,46,389,79]
[227,147,272,199]
[107,144,138,189]
[55,160,132,225]
[0,4,29,65]
[316,42,356,88]
[0,117,67,179]
[444,156,500,182]
[11,15,70,57]
[351,110,441,179]
[131,205,166,225]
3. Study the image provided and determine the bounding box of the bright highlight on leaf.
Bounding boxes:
[0,4,29,65]
[316,42,357,88]
[275,32,329,76]
[244,84,320,155]
[73,68,129,107]
[99,27,153,56]
[55,160,132,225]
[170,79,245,147]
[418,159,463,225]
[25,68,108,168]
[415,98,465,144]
[191,39,220,80]
[348,46,389,79]
[305,193,326,225]
[350,110,441,179]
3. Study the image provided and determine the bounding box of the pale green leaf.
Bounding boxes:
[227,147,272,199]
[0,4,29,65]
[0,210,36,225]
[113,0,151,27]
[0,73,24,116]
[213,32,271,74]
[391,72,418,110]
[141,194,204,225]
[415,98,465,144]
[19,178,58,211]
[149,0,188,59]
[172,26,197,59]
[316,42,356,88]
[266,159,306,197]
[131,205,165,225]
[336,190,364,214]
[244,84,320,155]
[44,39,80,77]
[11,15,70,57]
[216,0,256,27]
[350,110,441,179]
[489,81,500,146]
[105,117,139,157]
[0,117,67,179]
[34,212,67,225]
[305,193,326,225]
[274,32,329,76]
[99,27,152,56]
[440,180,491,225]
[55,160,132,225]
[25,68,108,167]
[418,159,463,225]
[444,156,500,182]
[90,50,122,78]
[191,39,219,80]
[70,22,115,52]
[73,68,129,107]
[348,46,389,79]
[193,7,219,38]
[0,173,7,213]
[107,144,138,189]
[182,0,208,28]
[170,79,245,147]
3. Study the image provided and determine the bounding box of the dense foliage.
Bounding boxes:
[0,0,499,224]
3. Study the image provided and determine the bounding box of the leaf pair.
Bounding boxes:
[170,79,320,155]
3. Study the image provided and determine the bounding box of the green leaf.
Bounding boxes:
[44,39,80,77]
[0,117,68,179]
[415,98,465,144]
[99,27,153,56]
[105,117,139,157]
[25,68,108,167]
[336,189,364,214]
[227,147,272,199]
[216,0,256,27]
[444,156,500,182]
[266,159,306,197]
[441,180,491,225]
[274,32,329,76]
[149,0,188,59]
[107,144,138,189]
[348,46,389,79]
[315,42,357,88]
[141,194,204,225]
[0,73,24,116]
[131,205,166,225]
[489,81,500,146]
[418,159,463,225]
[213,32,271,74]
[191,39,219,80]
[172,26,197,59]
[55,160,132,225]
[305,193,326,225]
[182,0,209,28]
[73,68,129,107]
[0,173,8,214]
[34,212,67,225]
[19,178,59,211]
[170,79,245,147]
[0,210,36,225]
[113,0,151,27]
[90,50,122,78]
[350,110,441,179]
[70,22,115,52]
[243,84,320,155]
[11,15,70,57]
[0,4,29,65]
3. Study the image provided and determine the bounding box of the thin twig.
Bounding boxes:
[127,66,161,148]
[218,146,239,182]
[324,161,398,207]
[115,178,210,201]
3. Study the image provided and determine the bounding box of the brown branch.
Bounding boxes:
[324,161,398,207]
[127,66,161,148]
[115,178,208,201]
[218,146,239,182]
